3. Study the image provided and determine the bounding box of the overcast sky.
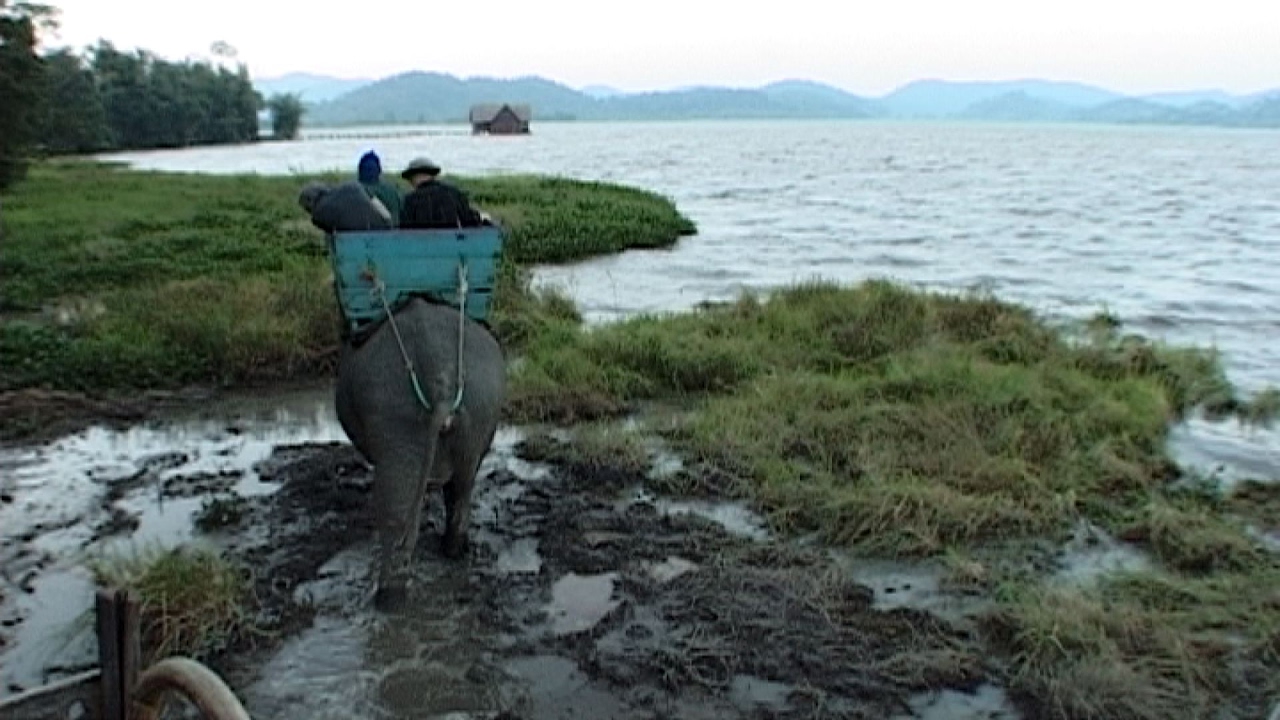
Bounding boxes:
[41,0,1280,95]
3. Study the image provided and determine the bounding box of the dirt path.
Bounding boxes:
[199,432,1018,720]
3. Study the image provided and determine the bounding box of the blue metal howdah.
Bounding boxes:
[327,227,504,333]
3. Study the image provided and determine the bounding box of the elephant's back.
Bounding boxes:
[399,298,503,358]
[398,298,505,395]
[341,298,504,370]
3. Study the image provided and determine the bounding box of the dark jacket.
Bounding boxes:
[399,179,483,229]
[303,182,393,233]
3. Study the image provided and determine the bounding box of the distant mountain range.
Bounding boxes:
[251,73,1280,129]
[254,72,376,104]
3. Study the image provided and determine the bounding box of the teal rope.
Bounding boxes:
[367,263,470,416]
[451,258,469,412]
[410,371,434,414]
[371,277,434,415]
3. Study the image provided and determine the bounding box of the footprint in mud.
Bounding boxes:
[545,572,620,636]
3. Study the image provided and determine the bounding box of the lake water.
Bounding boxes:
[101,119,1280,479]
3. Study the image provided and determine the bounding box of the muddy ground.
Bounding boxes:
[0,388,220,445]
[159,433,1018,720]
[1,398,1025,719]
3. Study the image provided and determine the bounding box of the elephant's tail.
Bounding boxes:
[426,400,453,454]
[411,402,453,509]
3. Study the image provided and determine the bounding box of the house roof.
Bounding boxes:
[469,103,532,123]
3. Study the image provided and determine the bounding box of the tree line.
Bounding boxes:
[41,42,263,153]
[1,1,304,191]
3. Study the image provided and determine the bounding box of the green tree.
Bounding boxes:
[91,42,151,149]
[88,41,262,150]
[233,65,263,142]
[0,1,55,189]
[2,6,263,166]
[266,93,304,140]
[38,49,110,153]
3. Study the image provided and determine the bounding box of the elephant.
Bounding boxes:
[299,181,506,611]
[335,296,506,611]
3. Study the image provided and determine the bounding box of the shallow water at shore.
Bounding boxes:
[0,384,345,693]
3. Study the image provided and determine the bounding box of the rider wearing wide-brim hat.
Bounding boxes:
[397,157,486,229]
[400,157,442,180]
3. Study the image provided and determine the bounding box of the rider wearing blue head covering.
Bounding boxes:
[356,150,403,225]
[358,151,381,183]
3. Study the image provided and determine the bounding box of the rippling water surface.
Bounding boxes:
[102,119,1280,477]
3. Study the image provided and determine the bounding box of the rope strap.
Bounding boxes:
[373,278,434,414]
[366,259,471,416]
[452,259,468,412]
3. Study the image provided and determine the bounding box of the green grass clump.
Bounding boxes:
[88,545,253,663]
[1225,479,1280,532]
[195,494,251,532]
[519,423,651,476]
[509,280,1277,556]
[506,293,770,422]
[0,160,694,394]
[1117,498,1271,574]
[0,162,335,310]
[488,261,583,354]
[989,567,1280,720]
[456,174,697,264]
[1,260,338,390]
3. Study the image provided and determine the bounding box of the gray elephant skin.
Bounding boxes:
[302,183,506,610]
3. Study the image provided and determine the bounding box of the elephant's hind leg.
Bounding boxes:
[371,449,430,611]
[442,453,484,559]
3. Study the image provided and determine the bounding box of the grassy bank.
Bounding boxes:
[508,279,1280,718]
[0,160,694,394]
[89,546,252,664]
[509,281,1274,548]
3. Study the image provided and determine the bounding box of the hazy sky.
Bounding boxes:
[42,0,1280,95]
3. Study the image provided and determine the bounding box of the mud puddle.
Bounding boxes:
[0,384,344,695]
[1050,521,1152,586]
[197,427,1019,720]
